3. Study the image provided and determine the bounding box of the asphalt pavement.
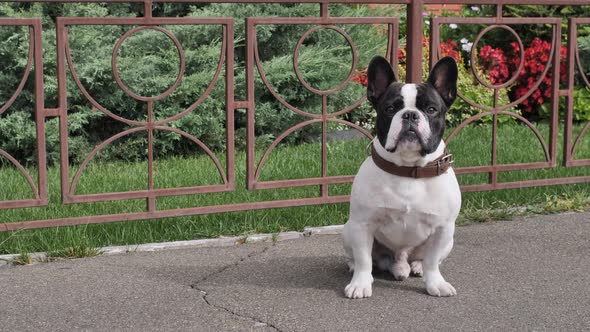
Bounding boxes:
[1,211,589,331]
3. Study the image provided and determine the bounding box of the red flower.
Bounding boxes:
[353,68,368,87]
[478,45,510,85]
[440,39,461,62]
[397,48,405,61]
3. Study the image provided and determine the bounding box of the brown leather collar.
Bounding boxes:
[370,144,454,178]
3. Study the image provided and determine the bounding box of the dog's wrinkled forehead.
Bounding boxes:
[380,83,447,113]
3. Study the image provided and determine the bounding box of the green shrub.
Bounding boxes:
[450,65,516,126]
[0,3,396,166]
[539,87,590,122]
[577,32,590,83]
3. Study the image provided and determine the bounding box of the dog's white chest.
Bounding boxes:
[372,208,439,250]
[349,157,461,249]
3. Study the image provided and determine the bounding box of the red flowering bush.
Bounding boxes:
[352,68,368,86]
[477,38,568,114]
[439,39,461,63]
[477,45,511,85]
[421,37,462,63]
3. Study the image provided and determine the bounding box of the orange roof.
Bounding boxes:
[426,4,463,15]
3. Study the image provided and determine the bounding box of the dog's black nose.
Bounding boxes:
[402,111,419,122]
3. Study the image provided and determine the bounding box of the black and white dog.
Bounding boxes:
[343,56,461,298]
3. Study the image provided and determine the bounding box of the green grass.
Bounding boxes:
[1,121,590,255]
[10,252,32,266]
[46,245,102,260]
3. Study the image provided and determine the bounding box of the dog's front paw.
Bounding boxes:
[426,280,456,297]
[391,261,411,281]
[410,261,423,277]
[344,275,373,299]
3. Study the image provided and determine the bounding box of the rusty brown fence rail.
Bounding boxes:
[1,0,590,231]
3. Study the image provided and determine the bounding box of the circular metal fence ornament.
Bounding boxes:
[112,26,185,102]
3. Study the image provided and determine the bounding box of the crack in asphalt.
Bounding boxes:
[190,246,283,331]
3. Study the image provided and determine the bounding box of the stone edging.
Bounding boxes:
[0,225,344,267]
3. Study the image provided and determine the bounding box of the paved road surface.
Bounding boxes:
[1,212,589,331]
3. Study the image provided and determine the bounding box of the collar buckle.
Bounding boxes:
[436,153,453,175]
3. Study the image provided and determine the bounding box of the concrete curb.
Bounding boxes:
[304,224,344,236]
[0,225,344,267]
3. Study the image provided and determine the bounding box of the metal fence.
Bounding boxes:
[1,0,590,231]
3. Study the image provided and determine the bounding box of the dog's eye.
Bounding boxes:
[426,107,437,114]
[386,106,395,113]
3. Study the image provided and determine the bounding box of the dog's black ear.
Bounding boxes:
[427,56,458,107]
[367,56,395,106]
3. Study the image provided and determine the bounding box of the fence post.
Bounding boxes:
[406,0,424,83]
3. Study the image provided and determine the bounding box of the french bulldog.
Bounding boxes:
[342,56,461,298]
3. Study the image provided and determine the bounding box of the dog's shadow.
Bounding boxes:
[195,255,426,296]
